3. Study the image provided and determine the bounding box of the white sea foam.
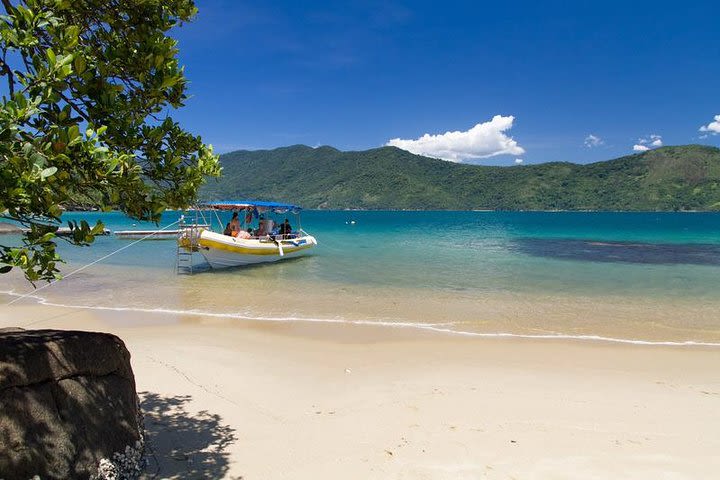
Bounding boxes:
[2,289,719,347]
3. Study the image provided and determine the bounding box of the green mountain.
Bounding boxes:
[201,144,720,211]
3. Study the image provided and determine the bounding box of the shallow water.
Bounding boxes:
[2,211,720,344]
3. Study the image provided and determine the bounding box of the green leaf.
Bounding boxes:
[90,221,105,235]
[73,55,86,74]
[56,54,73,67]
[68,125,80,142]
[38,232,56,243]
[40,166,57,179]
[48,204,62,218]
[65,25,80,47]
[160,75,179,89]
[46,48,56,65]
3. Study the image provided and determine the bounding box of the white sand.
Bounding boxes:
[2,303,720,479]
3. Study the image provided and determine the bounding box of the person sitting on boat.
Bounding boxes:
[236,229,251,239]
[265,217,275,235]
[279,218,292,237]
[257,217,267,236]
[223,223,232,236]
[229,212,241,235]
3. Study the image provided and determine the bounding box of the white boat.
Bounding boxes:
[115,225,209,240]
[178,200,317,270]
[115,229,181,239]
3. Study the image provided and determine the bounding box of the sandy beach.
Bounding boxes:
[2,302,719,479]
[2,0,719,477]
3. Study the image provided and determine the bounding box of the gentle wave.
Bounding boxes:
[2,289,719,348]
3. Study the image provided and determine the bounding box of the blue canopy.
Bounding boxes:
[197,200,302,214]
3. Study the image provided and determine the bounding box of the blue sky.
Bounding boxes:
[171,0,720,165]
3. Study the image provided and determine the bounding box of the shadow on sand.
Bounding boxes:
[140,392,240,479]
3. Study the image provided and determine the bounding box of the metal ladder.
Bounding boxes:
[176,246,194,274]
[176,216,200,275]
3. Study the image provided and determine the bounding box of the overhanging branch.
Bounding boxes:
[59,91,92,123]
[0,59,13,95]
[0,0,12,16]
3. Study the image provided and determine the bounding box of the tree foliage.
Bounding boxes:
[0,0,220,283]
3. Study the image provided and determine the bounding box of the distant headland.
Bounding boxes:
[202,144,720,211]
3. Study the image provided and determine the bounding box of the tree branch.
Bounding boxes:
[58,91,92,123]
[0,0,13,16]
[0,46,14,95]
[0,58,13,95]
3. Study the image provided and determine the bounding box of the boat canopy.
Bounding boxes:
[197,200,302,214]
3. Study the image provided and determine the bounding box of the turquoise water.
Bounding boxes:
[50,210,720,297]
[3,211,720,343]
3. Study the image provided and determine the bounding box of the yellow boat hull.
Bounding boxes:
[195,230,317,268]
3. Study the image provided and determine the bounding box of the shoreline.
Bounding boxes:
[3,290,720,348]
[1,302,719,479]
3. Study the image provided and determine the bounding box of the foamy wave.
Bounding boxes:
[2,289,719,347]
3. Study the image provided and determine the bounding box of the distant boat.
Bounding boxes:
[56,227,110,236]
[114,229,184,240]
[177,200,317,270]
[0,223,111,236]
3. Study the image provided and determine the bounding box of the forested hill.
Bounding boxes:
[201,144,720,211]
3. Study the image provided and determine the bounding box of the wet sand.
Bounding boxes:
[5,273,720,344]
[2,302,719,479]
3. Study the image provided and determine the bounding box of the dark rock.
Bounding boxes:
[0,329,143,480]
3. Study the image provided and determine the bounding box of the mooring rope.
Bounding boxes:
[5,218,183,306]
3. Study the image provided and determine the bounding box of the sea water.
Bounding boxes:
[2,211,720,344]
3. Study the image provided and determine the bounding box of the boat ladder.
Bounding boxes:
[176,247,194,275]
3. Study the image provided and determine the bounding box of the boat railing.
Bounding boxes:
[177,223,207,252]
[250,232,306,241]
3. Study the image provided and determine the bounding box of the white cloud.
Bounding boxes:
[632,134,662,152]
[385,115,525,162]
[584,134,603,148]
[699,114,720,135]
[514,158,524,164]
